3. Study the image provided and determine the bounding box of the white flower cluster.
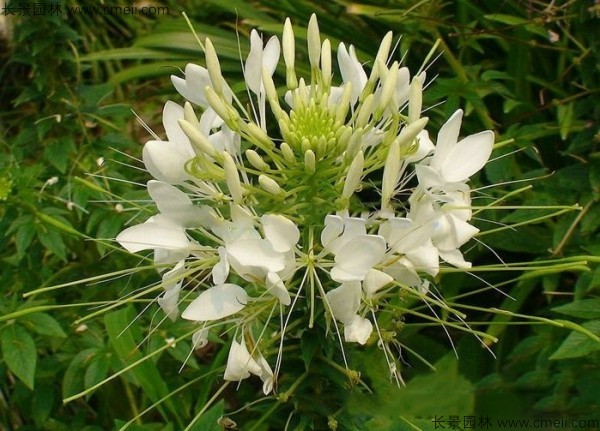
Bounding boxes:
[116,15,494,392]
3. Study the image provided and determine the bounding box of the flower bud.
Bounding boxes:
[408,74,423,124]
[376,61,399,116]
[259,174,283,195]
[342,151,364,200]
[381,140,400,211]
[304,149,316,173]
[396,117,429,149]
[280,142,295,163]
[222,151,243,203]
[183,101,200,128]
[356,93,374,128]
[246,149,269,171]
[204,87,240,130]
[178,119,216,157]
[321,39,332,87]
[283,18,298,89]
[205,38,223,95]
[335,82,353,123]
[245,121,275,149]
[307,14,321,70]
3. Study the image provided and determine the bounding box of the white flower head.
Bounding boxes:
[113,14,497,394]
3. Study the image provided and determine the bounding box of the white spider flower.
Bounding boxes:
[114,14,495,390]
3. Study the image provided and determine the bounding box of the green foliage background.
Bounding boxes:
[1,1,599,430]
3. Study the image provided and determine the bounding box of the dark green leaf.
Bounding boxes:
[553,300,600,320]
[550,320,600,360]
[1,324,37,389]
[21,312,67,338]
[189,400,224,431]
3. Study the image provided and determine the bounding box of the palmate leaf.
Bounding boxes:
[1,324,37,389]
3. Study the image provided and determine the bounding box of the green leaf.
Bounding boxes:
[63,348,98,399]
[15,223,36,257]
[349,352,475,422]
[84,353,110,390]
[189,400,225,431]
[552,300,600,320]
[550,320,600,360]
[20,312,67,338]
[1,324,37,389]
[32,384,55,426]
[36,226,67,261]
[104,308,176,416]
[43,138,77,173]
[300,330,320,370]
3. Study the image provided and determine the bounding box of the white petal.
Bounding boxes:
[439,249,472,269]
[192,328,209,349]
[405,242,439,276]
[223,340,261,381]
[415,164,445,190]
[181,283,248,321]
[154,248,190,265]
[163,101,189,145]
[385,259,422,287]
[116,219,190,253]
[245,30,264,94]
[430,109,463,171]
[405,130,434,163]
[441,130,494,182]
[147,180,216,228]
[171,63,211,106]
[263,36,281,77]
[161,260,186,290]
[256,354,274,395]
[337,43,367,104]
[363,269,394,297]
[157,284,181,321]
[142,140,194,184]
[266,271,291,306]
[261,214,300,253]
[212,246,230,286]
[344,315,373,345]
[227,238,285,280]
[331,234,386,282]
[325,281,361,324]
[321,214,344,249]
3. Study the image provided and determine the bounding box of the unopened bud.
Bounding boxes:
[376,61,399,116]
[184,101,200,127]
[335,82,353,123]
[222,152,243,203]
[408,74,423,124]
[283,18,298,89]
[245,122,275,150]
[245,149,269,171]
[280,142,295,163]
[307,14,321,69]
[321,39,332,87]
[381,140,400,211]
[204,87,240,130]
[342,151,364,200]
[356,93,374,128]
[259,174,283,195]
[179,119,216,157]
[396,117,428,148]
[205,38,223,95]
[304,150,316,173]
